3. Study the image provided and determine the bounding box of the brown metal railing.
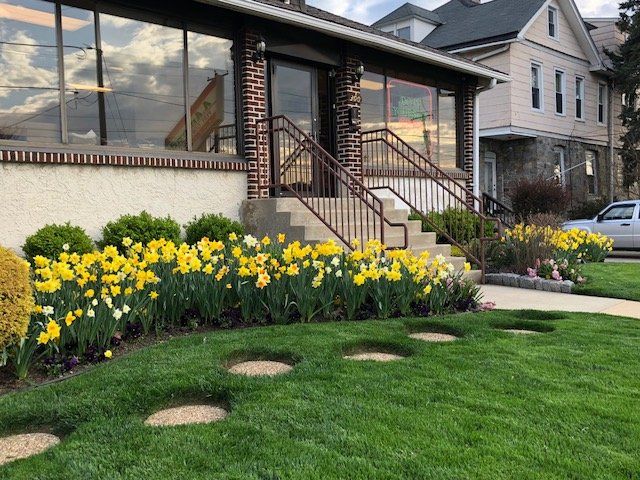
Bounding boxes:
[361,128,502,275]
[483,192,515,228]
[257,116,408,250]
[209,123,237,154]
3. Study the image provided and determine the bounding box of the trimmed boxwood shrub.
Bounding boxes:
[410,208,494,245]
[184,213,244,245]
[0,245,34,351]
[100,211,181,250]
[22,223,94,261]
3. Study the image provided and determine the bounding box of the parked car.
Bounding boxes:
[562,200,640,249]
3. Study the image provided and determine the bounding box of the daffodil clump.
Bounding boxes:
[8,234,480,379]
[497,224,613,281]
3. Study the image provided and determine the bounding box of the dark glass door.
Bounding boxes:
[269,60,335,196]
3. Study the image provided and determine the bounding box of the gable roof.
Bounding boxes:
[372,2,443,28]
[422,0,547,50]
[202,0,510,82]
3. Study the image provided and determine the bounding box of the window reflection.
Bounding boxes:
[99,14,185,150]
[62,5,99,145]
[187,31,235,153]
[361,70,459,169]
[0,0,60,142]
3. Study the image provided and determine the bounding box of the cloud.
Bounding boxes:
[308,0,620,25]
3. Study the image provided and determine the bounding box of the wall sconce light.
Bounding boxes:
[254,37,266,62]
[353,62,365,83]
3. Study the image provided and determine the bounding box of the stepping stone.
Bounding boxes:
[502,329,541,335]
[409,332,458,342]
[343,352,404,362]
[145,405,228,426]
[228,360,293,376]
[0,433,60,466]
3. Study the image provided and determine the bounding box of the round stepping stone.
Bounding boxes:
[502,329,541,335]
[343,352,404,362]
[409,332,458,342]
[0,433,60,466]
[145,405,228,426]
[228,360,293,376]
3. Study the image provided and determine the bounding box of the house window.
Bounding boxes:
[548,6,558,39]
[575,77,584,120]
[0,0,237,153]
[597,83,607,124]
[360,70,460,169]
[396,26,411,40]
[553,146,565,185]
[531,63,543,111]
[554,69,565,115]
[585,150,597,195]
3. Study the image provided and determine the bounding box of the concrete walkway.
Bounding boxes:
[480,285,640,319]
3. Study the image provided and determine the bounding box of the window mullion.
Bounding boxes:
[55,2,68,144]
[183,28,192,151]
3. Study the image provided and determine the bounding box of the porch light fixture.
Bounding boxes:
[254,37,266,62]
[353,62,364,83]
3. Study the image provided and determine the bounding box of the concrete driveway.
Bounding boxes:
[480,285,640,319]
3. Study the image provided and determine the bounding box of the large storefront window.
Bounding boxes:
[361,70,459,169]
[0,0,237,153]
[0,0,60,142]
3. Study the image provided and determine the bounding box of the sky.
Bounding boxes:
[307,0,620,25]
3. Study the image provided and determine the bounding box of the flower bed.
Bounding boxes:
[487,224,613,288]
[4,235,481,380]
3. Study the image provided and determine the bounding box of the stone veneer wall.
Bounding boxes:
[479,137,612,208]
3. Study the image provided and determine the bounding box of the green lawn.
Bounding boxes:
[1,311,639,479]
[574,262,640,302]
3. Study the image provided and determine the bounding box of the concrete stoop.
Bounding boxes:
[240,198,466,271]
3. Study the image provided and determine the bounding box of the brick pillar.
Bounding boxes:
[335,55,362,182]
[462,82,476,205]
[240,29,267,199]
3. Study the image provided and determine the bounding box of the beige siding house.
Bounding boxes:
[374,0,624,209]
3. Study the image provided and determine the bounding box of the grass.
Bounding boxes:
[1,311,639,479]
[574,262,640,302]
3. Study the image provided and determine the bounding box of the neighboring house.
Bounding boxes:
[0,0,507,255]
[374,0,624,210]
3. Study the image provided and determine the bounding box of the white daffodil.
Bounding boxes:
[122,304,131,314]
[112,308,123,320]
[42,306,54,316]
[242,235,258,248]
[62,243,70,252]
[87,309,95,318]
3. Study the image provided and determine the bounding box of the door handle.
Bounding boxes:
[621,223,631,226]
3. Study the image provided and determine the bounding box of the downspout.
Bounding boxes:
[473,78,497,201]
[470,46,506,201]
[608,79,615,202]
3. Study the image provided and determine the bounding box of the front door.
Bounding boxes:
[269,59,335,196]
[483,152,497,198]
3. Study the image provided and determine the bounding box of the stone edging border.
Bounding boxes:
[485,273,574,293]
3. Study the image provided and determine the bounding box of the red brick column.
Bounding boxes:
[335,55,362,182]
[462,83,476,204]
[240,30,267,199]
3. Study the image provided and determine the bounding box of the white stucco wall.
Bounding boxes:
[0,162,247,254]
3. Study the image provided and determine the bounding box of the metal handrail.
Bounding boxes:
[257,116,408,250]
[361,128,502,277]
[482,192,515,228]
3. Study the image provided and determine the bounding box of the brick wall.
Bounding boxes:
[335,55,362,182]
[240,30,267,199]
[462,83,476,205]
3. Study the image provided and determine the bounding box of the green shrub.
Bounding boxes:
[22,223,94,261]
[184,213,244,245]
[0,246,34,351]
[412,208,494,245]
[100,211,181,250]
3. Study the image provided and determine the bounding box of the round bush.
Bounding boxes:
[22,223,94,261]
[100,211,181,251]
[0,246,34,350]
[184,213,244,245]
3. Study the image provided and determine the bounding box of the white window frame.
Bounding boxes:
[575,76,585,121]
[553,146,566,186]
[597,82,607,125]
[531,62,544,112]
[554,68,566,116]
[585,150,597,195]
[395,26,411,40]
[548,6,559,40]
